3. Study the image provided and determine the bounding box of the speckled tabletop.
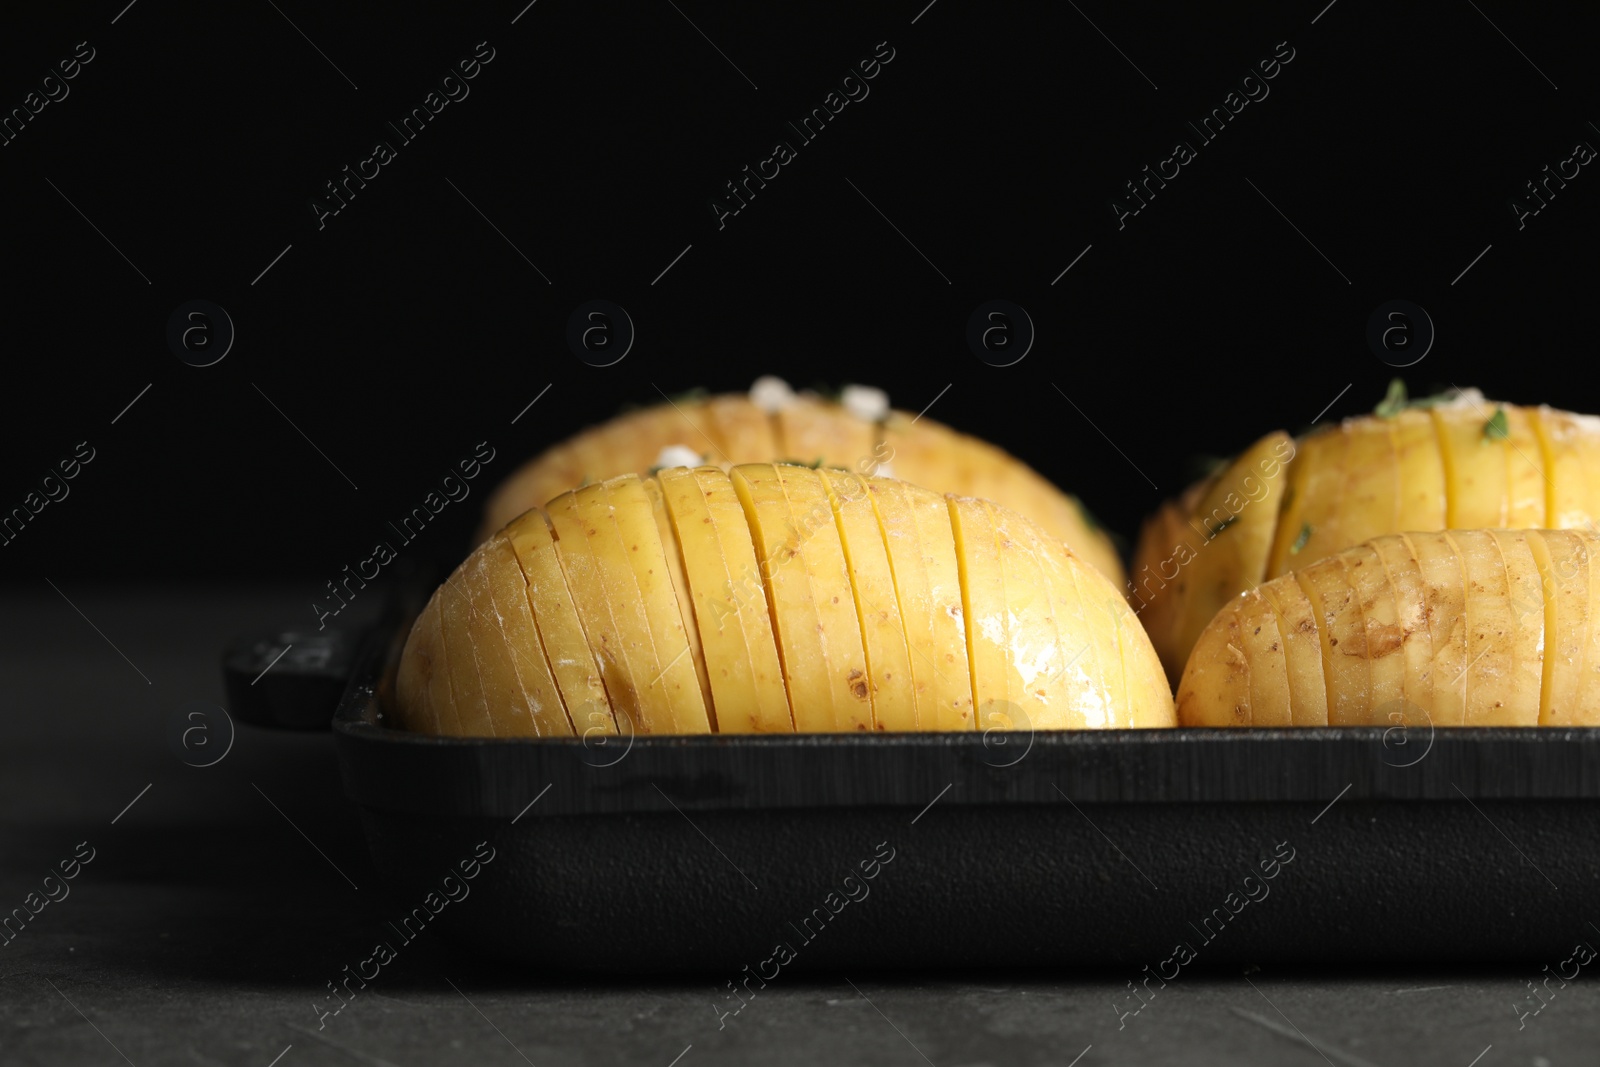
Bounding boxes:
[2,589,1595,1067]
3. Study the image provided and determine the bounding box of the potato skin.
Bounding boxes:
[1177,529,1600,727]
[476,390,1125,586]
[1140,396,1600,677]
[402,466,1172,736]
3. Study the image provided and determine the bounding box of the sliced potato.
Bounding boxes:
[824,469,916,731]
[869,477,974,729]
[478,383,1126,588]
[1177,529,1597,726]
[732,464,872,732]
[606,476,712,733]
[474,540,572,737]
[404,467,1172,735]
[505,509,615,737]
[657,466,793,733]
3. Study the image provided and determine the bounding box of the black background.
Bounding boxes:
[1,0,1593,591]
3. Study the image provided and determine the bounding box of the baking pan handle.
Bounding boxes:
[224,562,437,730]
[224,626,372,730]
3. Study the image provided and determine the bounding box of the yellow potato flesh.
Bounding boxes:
[476,391,1125,589]
[868,477,974,730]
[643,478,716,725]
[1163,432,1294,681]
[437,565,492,736]
[1393,409,1447,533]
[732,464,872,732]
[656,466,793,733]
[472,541,572,737]
[600,476,712,734]
[1178,530,1599,726]
[505,509,615,738]
[404,466,1173,735]
[546,486,664,733]
[775,397,876,471]
[824,469,916,731]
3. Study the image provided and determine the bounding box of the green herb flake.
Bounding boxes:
[1483,406,1509,441]
[810,456,826,469]
[577,474,592,489]
[1374,378,1408,418]
[1290,522,1313,555]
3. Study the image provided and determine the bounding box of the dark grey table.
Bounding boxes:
[3,588,1594,1066]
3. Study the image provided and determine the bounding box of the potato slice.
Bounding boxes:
[1255,576,1329,726]
[1370,534,1435,726]
[437,563,494,736]
[775,397,876,471]
[1292,553,1368,726]
[1180,530,1598,727]
[704,395,779,463]
[643,477,716,725]
[1337,419,1400,549]
[1392,408,1447,533]
[869,478,974,730]
[656,466,793,733]
[823,470,916,731]
[1433,404,1511,528]
[732,464,872,731]
[505,509,615,737]
[545,485,665,732]
[472,541,572,736]
[1529,529,1600,725]
[947,497,1159,730]
[600,476,712,734]
[1468,530,1543,725]
[1268,427,1347,579]
[989,502,1079,730]
[1176,601,1249,726]
[1012,508,1158,728]
[1236,590,1293,727]
[1340,544,1407,717]
[1166,431,1294,681]
[1532,407,1600,530]
[1405,532,1469,726]
[949,496,1011,732]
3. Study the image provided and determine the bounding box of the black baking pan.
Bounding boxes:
[227,589,1600,973]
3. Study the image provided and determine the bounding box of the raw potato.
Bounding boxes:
[1176,529,1600,727]
[1136,391,1600,679]
[395,466,1175,736]
[476,383,1125,587]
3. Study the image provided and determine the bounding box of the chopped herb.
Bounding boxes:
[808,381,843,402]
[1483,406,1509,441]
[1210,514,1240,536]
[811,456,826,469]
[1371,379,1460,418]
[577,475,592,489]
[1290,523,1312,555]
[646,465,664,476]
[669,386,710,405]
[1374,378,1408,418]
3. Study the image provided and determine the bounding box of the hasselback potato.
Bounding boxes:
[397,464,1174,736]
[477,378,1124,587]
[1177,529,1600,727]
[1136,388,1600,680]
